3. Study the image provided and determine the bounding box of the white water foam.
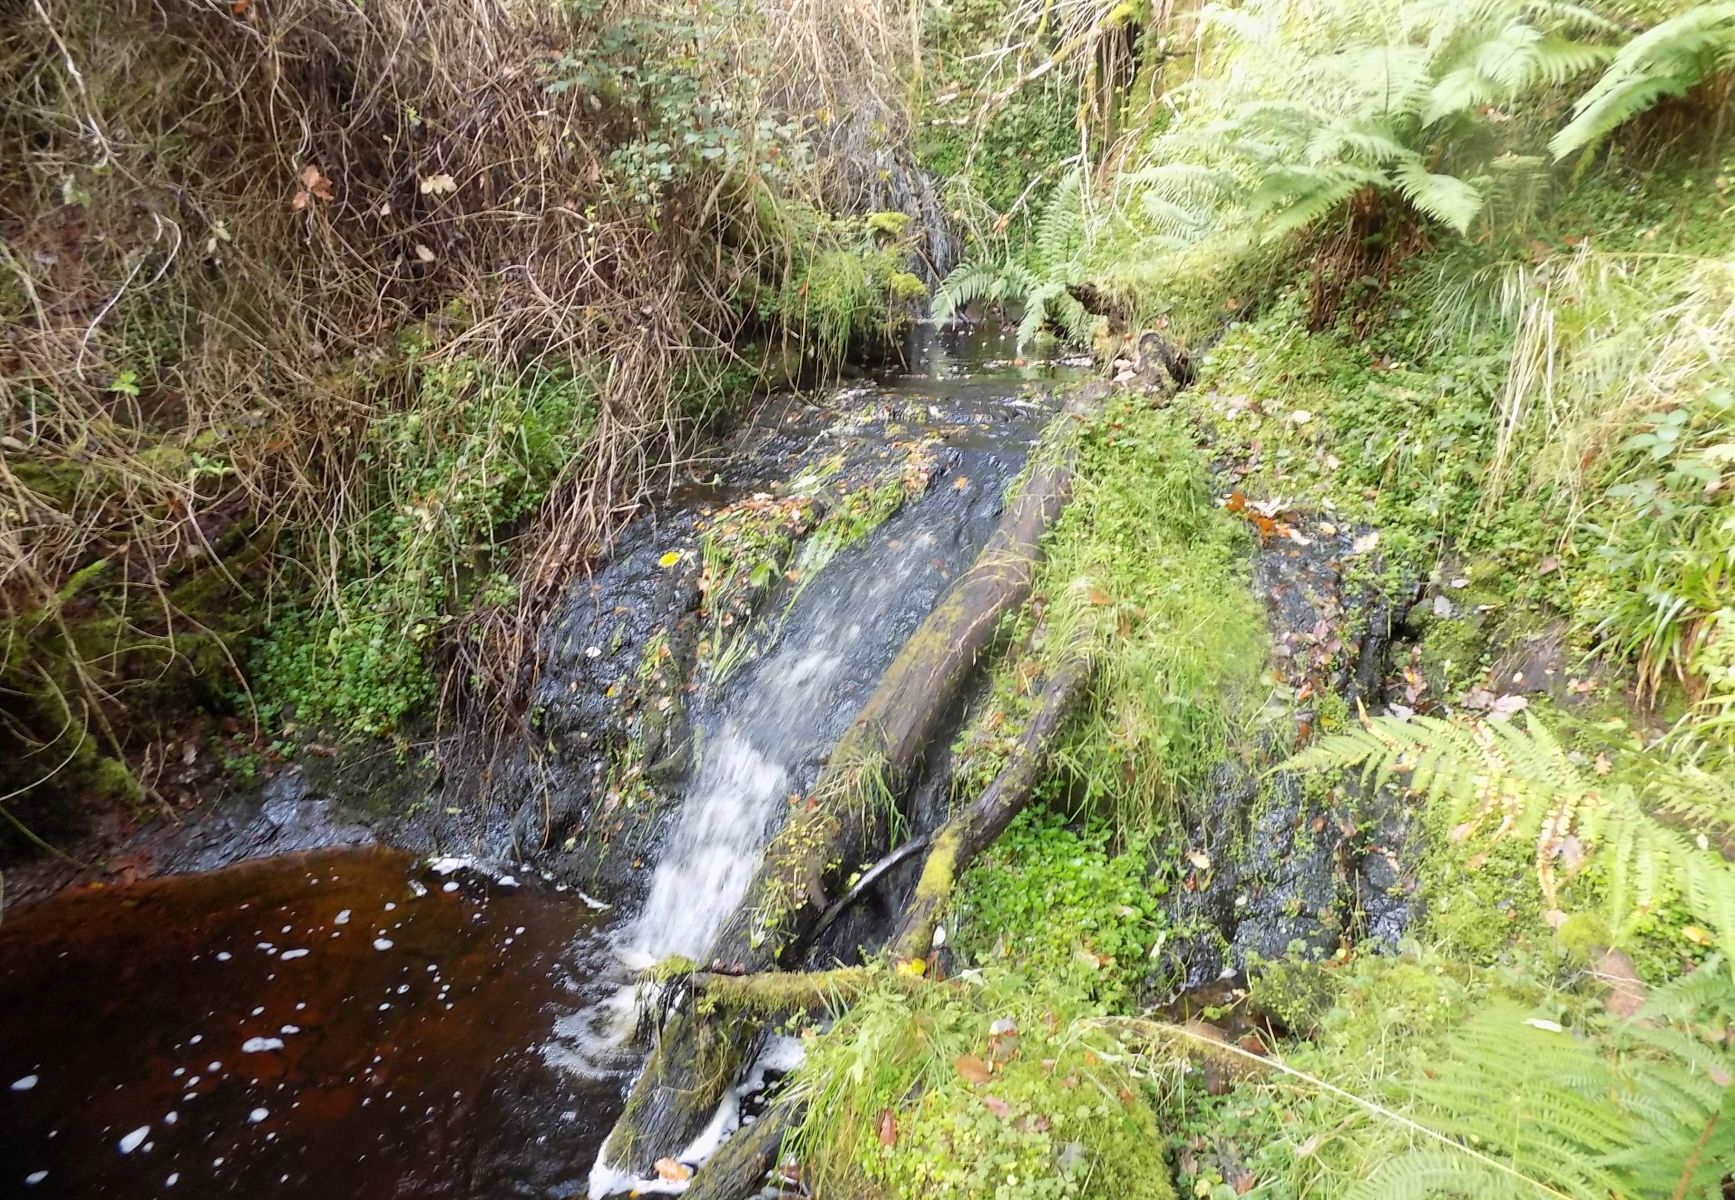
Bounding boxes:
[586,1036,806,1199]
[626,532,934,965]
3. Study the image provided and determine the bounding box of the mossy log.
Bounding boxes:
[890,640,1093,960]
[709,381,1108,973]
[599,384,1107,1178]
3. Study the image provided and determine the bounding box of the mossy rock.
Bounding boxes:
[1247,956,1340,1037]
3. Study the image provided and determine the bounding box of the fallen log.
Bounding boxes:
[598,384,1107,1178]
[709,382,1109,974]
[890,636,1093,960]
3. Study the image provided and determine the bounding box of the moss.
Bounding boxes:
[1413,574,1506,695]
[85,753,142,804]
[1416,809,1548,965]
[1246,957,1339,1036]
[602,1000,746,1170]
[790,975,1178,1200]
[1554,912,1614,965]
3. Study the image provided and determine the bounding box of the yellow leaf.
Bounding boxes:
[1682,925,1714,947]
[658,551,681,567]
[654,1158,690,1183]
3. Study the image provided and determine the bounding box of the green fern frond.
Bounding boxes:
[1325,44,1437,118]
[1015,281,1063,346]
[1032,168,1089,274]
[1352,1149,1525,1200]
[1282,712,1735,969]
[1251,165,1383,240]
[1353,998,1734,1200]
[1308,119,1411,166]
[1050,291,1105,346]
[932,261,1005,320]
[1392,158,1486,233]
[1525,36,1615,87]
[1139,194,1214,239]
[1552,1,1735,160]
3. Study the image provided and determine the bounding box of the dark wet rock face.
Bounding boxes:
[1256,517,1413,713]
[495,510,707,896]
[1148,513,1420,995]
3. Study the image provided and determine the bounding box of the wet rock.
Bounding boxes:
[500,508,706,885]
[1147,511,1420,996]
[1256,515,1414,711]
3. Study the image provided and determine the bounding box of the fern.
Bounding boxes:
[932,260,1009,319]
[1283,710,1735,966]
[1391,158,1486,233]
[1145,954,1735,1200]
[1352,993,1735,1200]
[1131,0,1606,246]
[932,169,1107,348]
[1553,2,1735,160]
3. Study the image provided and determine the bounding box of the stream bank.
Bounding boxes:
[0,326,1091,1199]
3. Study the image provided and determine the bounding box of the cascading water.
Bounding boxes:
[622,330,1083,969]
[627,531,936,963]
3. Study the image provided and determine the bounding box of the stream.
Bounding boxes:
[0,327,1084,1200]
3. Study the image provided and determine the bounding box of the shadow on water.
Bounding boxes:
[0,848,612,1199]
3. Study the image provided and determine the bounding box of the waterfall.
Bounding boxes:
[624,530,937,964]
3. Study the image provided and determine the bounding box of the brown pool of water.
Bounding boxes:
[0,847,622,1198]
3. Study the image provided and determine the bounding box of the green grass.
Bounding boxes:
[949,396,1269,835]
[1041,398,1270,828]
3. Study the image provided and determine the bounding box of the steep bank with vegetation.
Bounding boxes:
[1,0,932,835]
[4,0,1734,1196]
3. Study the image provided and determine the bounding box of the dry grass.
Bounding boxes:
[1483,246,1735,516]
[0,0,919,798]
